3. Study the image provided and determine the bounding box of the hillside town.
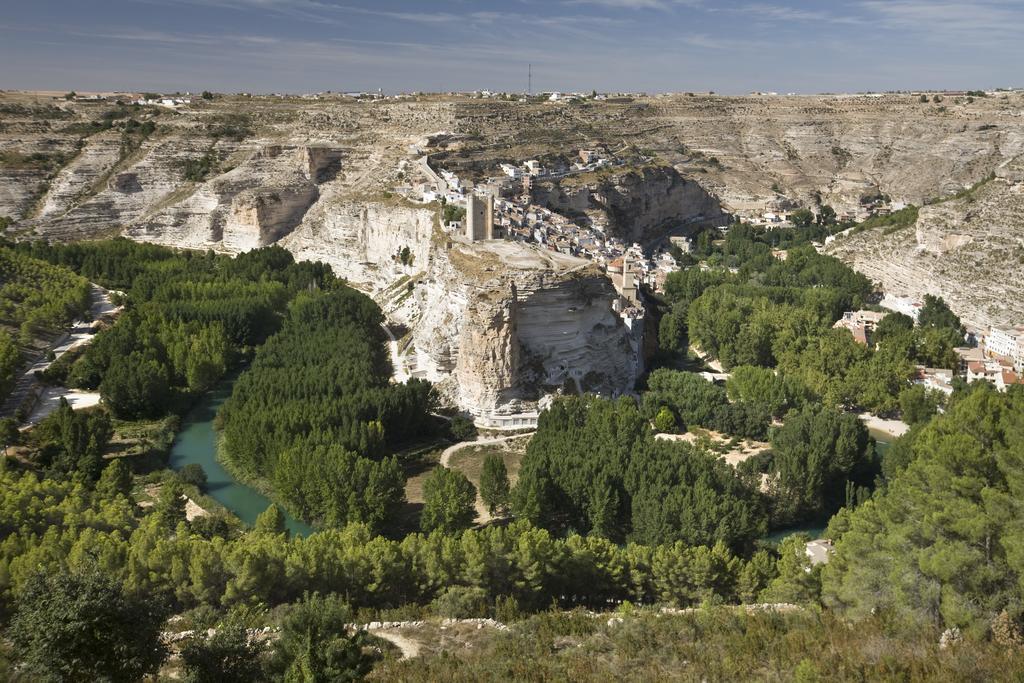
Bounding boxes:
[399,146,1024,404]
[396,149,687,325]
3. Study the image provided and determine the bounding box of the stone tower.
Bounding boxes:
[466,193,494,241]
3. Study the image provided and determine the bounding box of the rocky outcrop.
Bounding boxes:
[451,269,635,413]
[281,199,438,287]
[420,242,639,416]
[826,167,1024,331]
[222,184,319,251]
[532,165,726,243]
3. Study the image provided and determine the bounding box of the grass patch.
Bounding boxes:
[447,438,529,491]
[108,414,179,472]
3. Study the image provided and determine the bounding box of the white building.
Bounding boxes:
[985,326,1024,370]
[500,163,522,179]
[879,294,922,321]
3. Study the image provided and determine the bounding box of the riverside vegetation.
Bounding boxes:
[0,236,1022,680]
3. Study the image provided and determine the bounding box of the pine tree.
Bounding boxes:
[479,454,510,515]
[421,468,477,533]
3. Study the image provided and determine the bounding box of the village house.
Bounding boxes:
[914,367,955,396]
[880,294,922,321]
[966,357,1022,392]
[833,310,887,346]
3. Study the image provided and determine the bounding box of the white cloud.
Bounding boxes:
[860,0,1024,43]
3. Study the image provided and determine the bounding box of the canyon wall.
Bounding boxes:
[531,165,727,243]
[826,155,1024,331]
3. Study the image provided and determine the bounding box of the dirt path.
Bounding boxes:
[439,432,533,468]
[370,629,421,659]
[4,284,121,422]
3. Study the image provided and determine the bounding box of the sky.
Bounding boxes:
[2,0,1023,95]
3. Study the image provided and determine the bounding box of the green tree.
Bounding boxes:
[872,312,914,345]
[479,454,510,515]
[898,385,941,425]
[760,535,821,604]
[10,568,168,682]
[917,294,961,332]
[97,458,133,499]
[791,208,815,228]
[254,504,287,536]
[0,333,19,400]
[32,397,112,480]
[657,306,688,354]
[653,405,678,433]
[0,416,19,457]
[179,463,208,490]
[155,479,187,529]
[768,406,875,524]
[822,388,1024,635]
[272,593,374,682]
[421,467,477,533]
[449,414,477,441]
[181,614,266,683]
[100,352,171,419]
[726,365,792,418]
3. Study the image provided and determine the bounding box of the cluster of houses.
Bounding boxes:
[833,300,1024,394]
[401,149,681,286]
[397,150,695,330]
[134,96,192,108]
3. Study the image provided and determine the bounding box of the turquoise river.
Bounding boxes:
[168,379,312,537]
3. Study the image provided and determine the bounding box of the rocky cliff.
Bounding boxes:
[531,165,726,243]
[426,241,638,418]
[826,159,1024,331]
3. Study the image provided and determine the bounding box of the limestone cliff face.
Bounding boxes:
[281,200,438,287]
[123,143,329,250]
[531,165,726,243]
[449,270,635,415]
[826,160,1024,331]
[223,185,320,251]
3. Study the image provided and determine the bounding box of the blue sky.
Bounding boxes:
[2,1,1023,94]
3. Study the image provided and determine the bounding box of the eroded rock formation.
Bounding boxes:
[531,165,726,243]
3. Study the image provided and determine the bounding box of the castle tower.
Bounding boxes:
[621,253,639,307]
[466,193,495,241]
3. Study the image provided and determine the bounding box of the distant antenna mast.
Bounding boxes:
[528,64,532,96]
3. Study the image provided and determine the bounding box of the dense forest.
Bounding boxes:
[219,287,438,532]
[0,383,1022,679]
[1,230,1023,680]
[511,396,767,548]
[659,227,963,416]
[15,239,333,420]
[9,239,439,532]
